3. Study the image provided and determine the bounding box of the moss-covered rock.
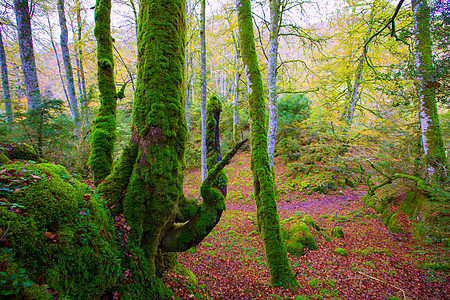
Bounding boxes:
[0,162,120,298]
[334,247,347,256]
[331,226,344,238]
[0,143,41,162]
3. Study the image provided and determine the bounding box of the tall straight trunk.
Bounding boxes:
[237,0,297,289]
[228,20,241,143]
[0,28,13,128]
[200,0,207,181]
[412,0,447,180]
[47,15,70,108]
[267,0,280,168]
[89,0,119,186]
[185,46,191,132]
[14,65,22,99]
[58,0,80,126]
[13,0,41,111]
[75,0,89,125]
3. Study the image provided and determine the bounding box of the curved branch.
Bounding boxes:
[159,139,248,252]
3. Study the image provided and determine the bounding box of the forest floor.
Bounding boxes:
[163,150,450,300]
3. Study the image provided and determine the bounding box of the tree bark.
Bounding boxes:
[237,0,298,289]
[75,0,89,125]
[89,0,119,186]
[206,95,227,197]
[0,27,13,128]
[58,0,81,126]
[412,0,448,181]
[13,0,41,111]
[200,0,207,181]
[267,0,280,169]
[185,46,191,132]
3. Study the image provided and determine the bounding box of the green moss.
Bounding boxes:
[417,262,450,272]
[206,95,228,197]
[0,162,120,298]
[0,152,10,165]
[90,0,119,186]
[238,0,297,289]
[334,248,347,256]
[331,226,344,238]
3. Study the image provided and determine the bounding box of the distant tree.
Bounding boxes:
[13,0,41,111]
[206,95,227,197]
[58,0,80,126]
[237,0,298,289]
[0,25,13,129]
[200,0,207,181]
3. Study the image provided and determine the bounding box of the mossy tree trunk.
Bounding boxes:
[412,0,448,182]
[237,0,298,289]
[96,0,246,294]
[75,0,89,126]
[89,0,121,186]
[206,95,227,197]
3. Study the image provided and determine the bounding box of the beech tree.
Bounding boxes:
[237,0,297,288]
[412,0,447,181]
[13,0,41,111]
[58,0,80,126]
[0,26,13,129]
[200,0,207,181]
[92,0,245,296]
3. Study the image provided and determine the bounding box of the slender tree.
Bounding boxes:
[412,0,447,181]
[13,0,41,111]
[0,26,13,129]
[74,0,89,125]
[237,0,298,288]
[206,95,227,197]
[89,0,123,185]
[58,0,80,126]
[267,0,280,169]
[200,0,207,181]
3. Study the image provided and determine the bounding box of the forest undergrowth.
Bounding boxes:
[163,150,450,300]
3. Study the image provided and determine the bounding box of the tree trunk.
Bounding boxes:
[89,0,119,186]
[58,0,80,126]
[200,0,207,181]
[75,0,89,126]
[96,2,245,295]
[267,0,280,169]
[412,0,448,181]
[0,27,13,129]
[13,0,41,111]
[47,14,70,109]
[237,0,298,289]
[185,46,191,132]
[206,95,227,197]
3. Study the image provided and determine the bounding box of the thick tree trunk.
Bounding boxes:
[267,0,280,169]
[237,0,298,289]
[412,0,447,181]
[200,0,207,181]
[58,0,80,126]
[0,28,13,128]
[13,0,41,111]
[89,0,118,186]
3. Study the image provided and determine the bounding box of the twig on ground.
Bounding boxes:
[357,271,408,300]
